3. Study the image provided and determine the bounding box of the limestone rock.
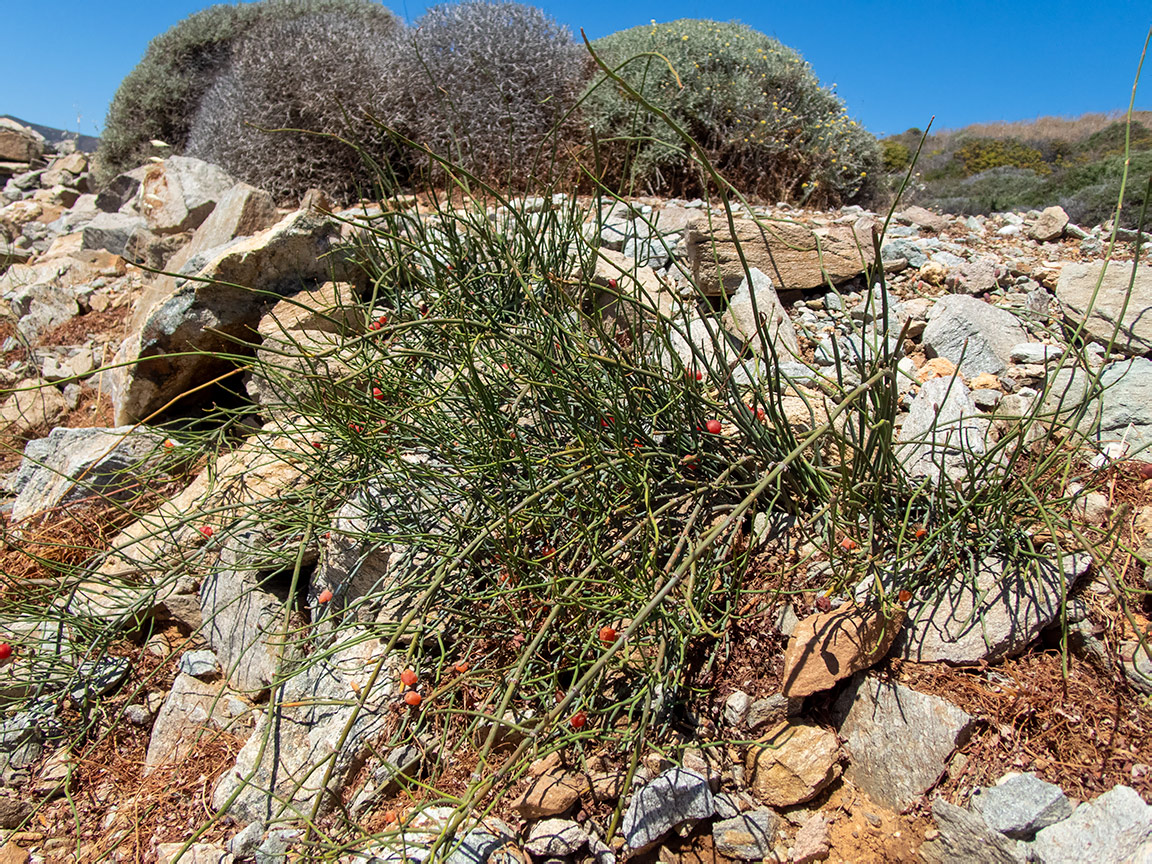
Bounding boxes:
[5,279,78,341]
[144,673,243,774]
[212,630,402,822]
[898,205,947,233]
[1029,785,1152,863]
[524,819,589,858]
[893,551,1091,664]
[896,376,988,484]
[1044,358,1152,456]
[1029,206,1069,242]
[683,217,865,295]
[256,280,361,340]
[0,382,68,436]
[834,675,973,812]
[0,119,44,164]
[8,426,169,524]
[970,772,1074,839]
[919,799,1026,864]
[1056,261,1152,356]
[621,766,715,851]
[80,211,146,257]
[719,267,800,358]
[781,602,904,698]
[745,724,840,808]
[922,295,1028,377]
[112,207,355,424]
[139,156,234,235]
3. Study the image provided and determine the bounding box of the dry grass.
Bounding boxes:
[937,110,1152,143]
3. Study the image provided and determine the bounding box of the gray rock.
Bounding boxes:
[834,675,974,812]
[919,799,1026,864]
[139,156,235,235]
[951,258,1001,295]
[922,295,1029,377]
[351,743,426,817]
[200,526,297,696]
[524,818,588,858]
[723,690,750,727]
[227,820,265,857]
[882,239,928,268]
[711,810,779,860]
[178,650,220,680]
[1045,358,1152,457]
[0,790,32,829]
[719,267,800,359]
[893,551,1091,664]
[1029,206,1069,242]
[80,210,147,256]
[254,828,294,864]
[852,282,907,334]
[896,376,988,484]
[970,772,1074,839]
[746,693,797,730]
[69,656,131,706]
[1029,785,1152,863]
[95,168,147,213]
[444,821,516,864]
[6,279,78,341]
[0,381,68,437]
[212,630,401,822]
[1010,343,1063,364]
[124,704,152,726]
[1056,261,1152,356]
[8,426,169,524]
[144,672,241,773]
[621,766,715,851]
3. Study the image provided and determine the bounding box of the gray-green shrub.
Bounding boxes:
[393,1,587,185]
[582,19,880,206]
[185,9,403,204]
[95,0,400,187]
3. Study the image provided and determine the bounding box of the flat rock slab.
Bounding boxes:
[1028,785,1152,863]
[621,766,715,851]
[781,602,904,697]
[896,376,988,485]
[1045,358,1152,458]
[719,267,800,359]
[8,426,168,524]
[971,772,1074,839]
[893,551,1092,664]
[212,631,401,822]
[922,294,1028,377]
[920,799,1025,864]
[711,810,780,861]
[144,672,245,774]
[1056,260,1152,356]
[834,675,974,812]
[683,217,865,295]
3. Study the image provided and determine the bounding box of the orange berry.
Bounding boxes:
[318,588,333,604]
[914,527,927,540]
[898,589,912,603]
[598,626,618,644]
[383,809,398,824]
[404,691,422,707]
[454,661,470,674]
[400,668,418,687]
[839,537,857,551]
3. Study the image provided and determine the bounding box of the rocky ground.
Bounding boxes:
[2,116,1152,863]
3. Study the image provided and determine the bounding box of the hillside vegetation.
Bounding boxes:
[884,111,1152,228]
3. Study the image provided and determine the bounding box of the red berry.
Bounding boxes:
[404,691,422,707]
[200,525,214,538]
[377,315,388,326]
[695,370,704,381]
[598,626,618,644]
[0,644,11,660]
[312,441,323,448]
[541,545,556,559]
[372,387,384,400]
[400,668,418,687]
[914,527,927,540]
[163,440,175,449]
[705,419,722,435]
[608,278,618,289]
[898,589,913,603]
[839,537,858,551]
[570,711,587,729]
[318,588,333,604]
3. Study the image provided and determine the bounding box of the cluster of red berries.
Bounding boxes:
[368,315,388,331]
[400,668,421,706]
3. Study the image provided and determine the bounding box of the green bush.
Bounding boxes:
[582,19,880,206]
[1076,120,1152,160]
[881,139,911,173]
[953,138,1051,177]
[184,8,403,204]
[393,1,587,185]
[1055,149,1152,228]
[918,166,1048,215]
[95,0,400,187]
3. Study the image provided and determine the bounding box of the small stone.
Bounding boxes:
[123,704,151,726]
[178,650,220,680]
[524,819,588,858]
[621,767,715,851]
[919,800,1025,864]
[791,812,831,864]
[711,810,779,860]
[746,694,797,731]
[970,772,1073,839]
[1030,784,1152,862]
[512,769,584,818]
[227,821,265,857]
[724,690,751,727]
[1029,206,1069,242]
[746,724,840,807]
[781,602,904,697]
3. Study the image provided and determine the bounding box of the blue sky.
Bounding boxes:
[1,1,1149,139]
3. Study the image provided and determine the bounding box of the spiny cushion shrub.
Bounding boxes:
[393,1,587,185]
[95,0,400,187]
[582,19,880,206]
[185,9,403,204]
